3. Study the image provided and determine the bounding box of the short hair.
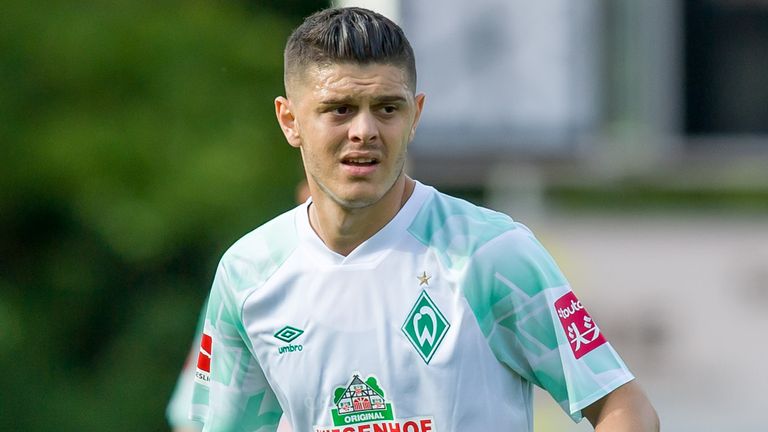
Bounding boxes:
[284,7,417,94]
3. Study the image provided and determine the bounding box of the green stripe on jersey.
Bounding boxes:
[408,192,517,272]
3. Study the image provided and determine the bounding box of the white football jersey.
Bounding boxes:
[191,181,633,432]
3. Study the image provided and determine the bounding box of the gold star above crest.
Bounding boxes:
[417,271,431,286]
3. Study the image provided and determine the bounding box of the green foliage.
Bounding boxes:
[365,376,384,397]
[0,1,321,430]
[334,387,346,404]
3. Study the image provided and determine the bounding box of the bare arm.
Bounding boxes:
[582,380,659,431]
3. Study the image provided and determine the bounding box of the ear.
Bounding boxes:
[408,93,426,142]
[275,96,301,148]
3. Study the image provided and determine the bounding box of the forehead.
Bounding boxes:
[297,63,413,102]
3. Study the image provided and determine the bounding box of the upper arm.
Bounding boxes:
[471,228,635,421]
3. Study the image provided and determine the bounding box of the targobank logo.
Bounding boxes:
[402,290,450,364]
[274,325,304,354]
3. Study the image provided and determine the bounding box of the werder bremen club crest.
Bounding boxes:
[402,290,450,364]
[314,373,435,432]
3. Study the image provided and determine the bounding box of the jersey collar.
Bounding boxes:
[295,180,433,266]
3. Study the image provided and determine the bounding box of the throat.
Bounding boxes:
[307,203,371,256]
[308,176,415,256]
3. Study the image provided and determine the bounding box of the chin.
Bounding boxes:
[330,185,385,209]
[334,193,381,210]
[316,177,399,210]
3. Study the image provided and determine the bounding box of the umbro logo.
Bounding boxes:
[275,325,304,342]
[275,325,304,355]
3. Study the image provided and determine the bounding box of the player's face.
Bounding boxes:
[277,63,424,210]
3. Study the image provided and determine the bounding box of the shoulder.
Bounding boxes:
[407,184,566,288]
[217,206,301,293]
[407,187,531,270]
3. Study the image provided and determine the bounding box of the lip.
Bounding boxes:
[341,162,379,177]
[340,152,381,177]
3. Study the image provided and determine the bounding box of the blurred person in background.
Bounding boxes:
[167,181,309,432]
[189,7,658,432]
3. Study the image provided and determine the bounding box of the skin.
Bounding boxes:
[583,380,660,431]
[276,62,424,256]
[275,60,658,430]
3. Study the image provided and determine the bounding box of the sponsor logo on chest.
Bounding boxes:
[314,419,434,432]
[314,373,435,432]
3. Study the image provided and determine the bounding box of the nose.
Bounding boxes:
[348,110,378,144]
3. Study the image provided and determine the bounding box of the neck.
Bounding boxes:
[309,175,415,256]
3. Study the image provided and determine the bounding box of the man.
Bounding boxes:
[190,7,659,431]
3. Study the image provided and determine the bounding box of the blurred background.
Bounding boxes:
[1,0,766,431]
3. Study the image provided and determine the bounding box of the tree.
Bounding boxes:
[0,1,320,430]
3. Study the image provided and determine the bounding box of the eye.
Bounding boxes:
[381,105,397,114]
[333,106,350,115]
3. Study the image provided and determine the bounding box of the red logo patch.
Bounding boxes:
[195,332,212,383]
[554,292,607,359]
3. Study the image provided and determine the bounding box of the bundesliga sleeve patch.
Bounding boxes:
[554,292,607,359]
[195,332,212,384]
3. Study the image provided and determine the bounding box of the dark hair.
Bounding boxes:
[284,7,417,92]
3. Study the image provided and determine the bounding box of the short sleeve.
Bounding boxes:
[166,300,207,430]
[191,263,283,432]
[468,225,634,422]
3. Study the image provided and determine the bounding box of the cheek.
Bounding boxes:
[300,142,332,176]
[383,119,412,141]
[303,121,343,148]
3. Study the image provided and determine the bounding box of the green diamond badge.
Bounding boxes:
[402,290,450,364]
[274,325,304,343]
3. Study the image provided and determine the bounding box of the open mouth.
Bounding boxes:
[341,157,379,167]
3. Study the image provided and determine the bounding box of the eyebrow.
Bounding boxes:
[318,95,408,106]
